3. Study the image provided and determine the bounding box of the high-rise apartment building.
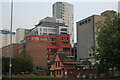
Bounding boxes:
[0,29,16,48]
[53,2,74,46]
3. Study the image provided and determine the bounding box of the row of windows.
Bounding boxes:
[56,70,62,75]
[49,49,57,53]
[60,32,67,35]
[50,42,69,46]
[62,42,69,45]
[40,28,56,32]
[32,37,69,41]
[63,48,70,52]
[61,28,67,31]
[50,43,56,46]
[61,37,68,40]
[52,70,62,75]
[32,37,56,41]
[79,19,91,26]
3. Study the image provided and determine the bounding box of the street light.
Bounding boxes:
[9,0,13,79]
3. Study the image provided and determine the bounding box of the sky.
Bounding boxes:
[0,0,119,42]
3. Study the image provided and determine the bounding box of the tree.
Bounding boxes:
[12,53,33,74]
[95,11,120,74]
[2,57,9,74]
[2,53,33,74]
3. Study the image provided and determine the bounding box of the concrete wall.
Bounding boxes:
[16,28,25,43]
[77,15,103,59]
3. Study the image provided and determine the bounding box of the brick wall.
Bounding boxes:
[25,41,48,69]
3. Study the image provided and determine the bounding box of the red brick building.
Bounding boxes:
[17,34,72,69]
[17,41,48,69]
[18,34,72,60]
[50,53,79,78]
[2,43,19,57]
[49,53,100,78]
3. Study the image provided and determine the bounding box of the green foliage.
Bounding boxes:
[2,53,33,74]
[2,57,9,74]
[12,53,33,74]
[95,12,120,73]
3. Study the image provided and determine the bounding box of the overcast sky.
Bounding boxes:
[0,0,119,42]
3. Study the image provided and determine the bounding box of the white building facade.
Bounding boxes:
[30,21,68,36]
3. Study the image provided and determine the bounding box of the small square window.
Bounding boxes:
[88,19,91,22]
[82,22,84,24]
[79,23,81,25]
[89,53,91,57]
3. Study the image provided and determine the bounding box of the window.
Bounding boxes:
[60,32,67,35]
[49,29,56,32]
[63,48,70,52]
[59,70,62,75]
[85,20,87,23]
[56,70,59,75]
[32,37,39,40]
[43,28,47,31]
[50,38,56,41]
[50,54,55,59]
[50,43,56,46]
[79,23,81,25]
[89,53,91,57]
[88,19,91,22]
[58,62,60,67]
[40,37,48,40]
[82,22,84,24]
[56,61,60,67]
[61,37,68,40]
[52,71,54,75]
[62,42,69,45]
[61,28,67,31]
[50,49,57,53]
[43,33,47,35]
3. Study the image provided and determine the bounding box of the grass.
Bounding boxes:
[2,75,120,80]
[2,75,79,80]
[3,75,53,78]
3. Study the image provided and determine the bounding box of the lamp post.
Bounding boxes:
[9,0,13,79]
